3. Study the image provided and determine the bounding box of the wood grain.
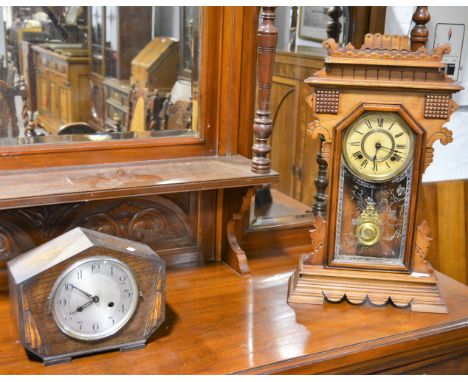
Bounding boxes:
[418,180,468,285]
[0,249,467,373]
[0,155,278,210]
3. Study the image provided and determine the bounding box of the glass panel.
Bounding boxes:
[0,6,201,146]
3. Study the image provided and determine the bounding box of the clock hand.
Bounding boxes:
[72,300,93,314]
[378,145,404,155]
[71,294,100,314]
[66,283,94,300]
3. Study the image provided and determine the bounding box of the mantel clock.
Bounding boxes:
[288,34,463,313]
[8,227,165,365]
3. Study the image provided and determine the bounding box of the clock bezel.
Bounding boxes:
[49,255,139,341]
[326,103,426,273]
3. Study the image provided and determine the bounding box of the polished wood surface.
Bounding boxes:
[0,249,466,374]
[33,45,91,133]
[0,155,278,210]
[418,179,468,285]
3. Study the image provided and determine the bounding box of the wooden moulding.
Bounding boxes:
[288,218,448,314]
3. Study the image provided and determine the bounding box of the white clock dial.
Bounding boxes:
[50,256,139,341]
[342,112,415,182]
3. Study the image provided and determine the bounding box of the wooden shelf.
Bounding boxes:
[0,250,467,374]
[0,155,278,210]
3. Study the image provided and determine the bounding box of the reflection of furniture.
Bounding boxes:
[131,37,178,91]
[270,49,325,204]
[57,122,99,135]
[33,45,90,133]
[88,6,153,128]
[0,250,467,373]
[0,78,28,138]
[102,77,131,131]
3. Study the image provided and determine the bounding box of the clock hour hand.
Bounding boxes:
[72,295,100,314]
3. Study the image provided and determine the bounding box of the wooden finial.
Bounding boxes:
[410,6,430,51]
[326,7,343,41]
[251,6,278,174]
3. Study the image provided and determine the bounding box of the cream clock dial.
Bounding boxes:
[50,256,139,341]
[343,112,414,182]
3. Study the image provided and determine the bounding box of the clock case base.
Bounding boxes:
[288,258,448,314]
[40,339,147,366]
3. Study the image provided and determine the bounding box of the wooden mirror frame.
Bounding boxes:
[0,7,258,170]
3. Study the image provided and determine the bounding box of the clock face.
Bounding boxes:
[50,256,139,341]
[342,112,414,182]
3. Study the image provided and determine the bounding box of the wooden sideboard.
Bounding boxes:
[0,249,466,374]
[33,45,91,133]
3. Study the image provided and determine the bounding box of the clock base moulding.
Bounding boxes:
[288,263,448,314]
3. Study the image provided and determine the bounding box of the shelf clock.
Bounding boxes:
[288,34,463,313]
[8,227,165,365]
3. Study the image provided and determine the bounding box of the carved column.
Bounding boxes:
[251,6,278,174]
[410,6,430,51]
[326,7,343,42]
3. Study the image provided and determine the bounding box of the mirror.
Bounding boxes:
[0,6,201,146]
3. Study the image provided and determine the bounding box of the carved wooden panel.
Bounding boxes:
[0,192,208,289]
[424,94,451,119]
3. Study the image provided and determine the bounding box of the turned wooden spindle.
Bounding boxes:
[326,6,343,42]
[311,7,343,217]
[312,142,329,217]
[18,76,29,133]
[251,6,278,174]
[410,6,430,51]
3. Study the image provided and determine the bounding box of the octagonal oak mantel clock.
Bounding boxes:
[288,34,463,314]
[7,227,165,365]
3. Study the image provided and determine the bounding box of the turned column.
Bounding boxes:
[251,6,278,174]
[326,6,343,42]
[311,7,343,217]
[410,6,430,51]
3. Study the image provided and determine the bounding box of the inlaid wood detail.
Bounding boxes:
[425,94,451,119]
[22,293,43,352]
[315,89,339,114]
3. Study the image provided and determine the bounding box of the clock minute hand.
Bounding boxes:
[67,283,94,299]
[379,145,404,155]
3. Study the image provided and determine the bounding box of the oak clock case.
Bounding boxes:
[7,227,166,365]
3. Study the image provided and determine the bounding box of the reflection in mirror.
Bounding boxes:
[0,6,200,146]
[254,6,351,227]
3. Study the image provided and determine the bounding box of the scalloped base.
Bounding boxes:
[288,263,448,314]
